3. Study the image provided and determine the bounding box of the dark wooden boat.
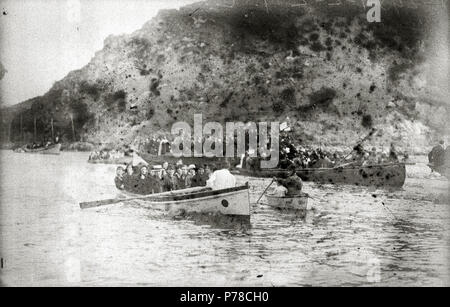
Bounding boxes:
[19,143,62,155]
[232,163,406,188]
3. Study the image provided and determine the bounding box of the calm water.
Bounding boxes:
[0,150,449,286]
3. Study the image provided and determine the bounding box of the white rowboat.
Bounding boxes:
[265,193,308,211]
[121,184,251,217]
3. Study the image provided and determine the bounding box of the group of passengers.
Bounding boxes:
[24,136,60,150]
[114,161,212,195]
[89,150,126,161]
[245,141,402,172]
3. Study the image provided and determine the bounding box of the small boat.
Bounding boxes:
[265,193,308,211]
[88,156,133,165]
[232,163,406,188]
[120,184,250,217]
[20,143,62,155]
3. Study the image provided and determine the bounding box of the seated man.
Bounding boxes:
[174,166,186,190]
[162,165,177,192]
[114,166,126,190]
[191,166,207,187]
[206,162,236,190]
[124,163,138,193]
[150,166,163,193]
[184,165,196,188]
[274,165,302,197]
[136,165,152,195]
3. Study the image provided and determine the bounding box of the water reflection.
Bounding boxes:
[0,151,449,286]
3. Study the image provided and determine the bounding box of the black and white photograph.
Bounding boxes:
[0,0,449,289]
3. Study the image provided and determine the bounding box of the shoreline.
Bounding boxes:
[0,141,432,156]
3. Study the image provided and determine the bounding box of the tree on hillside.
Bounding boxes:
[30,100,45,142]
[61,89,94,142]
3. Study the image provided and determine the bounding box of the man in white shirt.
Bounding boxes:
[272,180,288,197]
[206,161,236,190]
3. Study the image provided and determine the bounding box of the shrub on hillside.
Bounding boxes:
[361,114,373,128]
[309,87,337,108]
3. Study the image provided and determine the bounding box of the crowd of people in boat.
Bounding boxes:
[244,141,403,172]
[114,159,306,198]
[114,161,232,195]
[89,150,128,162]
[14,136,60,152]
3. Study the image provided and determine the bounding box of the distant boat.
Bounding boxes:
[17,143,62,155]
[88,156,133,165]
[232,163,406,188]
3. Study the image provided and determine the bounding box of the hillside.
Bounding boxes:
[1,0,449,154]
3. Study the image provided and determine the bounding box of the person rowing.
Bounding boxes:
[273,165,303,197]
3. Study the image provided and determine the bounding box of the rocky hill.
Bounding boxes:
[1,0,449,154]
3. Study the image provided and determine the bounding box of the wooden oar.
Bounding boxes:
[256,179,274,204]
[80,187,210,209]
[80,195,155,209]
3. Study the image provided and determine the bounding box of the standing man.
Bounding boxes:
[114,166,126,190]
[389,143,399,162]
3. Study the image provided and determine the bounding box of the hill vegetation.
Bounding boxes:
[1,1,448,153]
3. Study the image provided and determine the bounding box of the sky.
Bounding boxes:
[0,0,448,107]
[0,0,197,106]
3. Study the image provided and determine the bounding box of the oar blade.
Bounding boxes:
[79,198,124,209]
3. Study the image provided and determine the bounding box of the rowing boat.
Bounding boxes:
[119,184,251,217]
[18,143,62,155]
[232,163,406,188]
[265,193,308,211]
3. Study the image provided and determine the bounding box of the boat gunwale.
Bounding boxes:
[120,184,249,202]
[140,188,250,205]
[234,163,406,174]
[22,143,61,154]
[265,193,309,200]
